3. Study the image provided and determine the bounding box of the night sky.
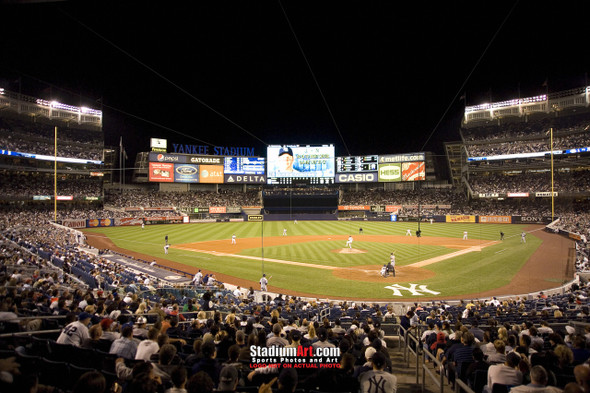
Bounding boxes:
[1,0,589,161]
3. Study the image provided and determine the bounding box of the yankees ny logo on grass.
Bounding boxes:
[384,283,440,297]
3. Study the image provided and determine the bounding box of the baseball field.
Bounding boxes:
[83,221,573,301]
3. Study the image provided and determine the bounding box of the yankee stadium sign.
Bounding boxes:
[172,143,255,156]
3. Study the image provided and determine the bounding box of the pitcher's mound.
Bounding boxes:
[332,248,367,254]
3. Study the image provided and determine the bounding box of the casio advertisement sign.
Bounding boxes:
[335,172,378,183]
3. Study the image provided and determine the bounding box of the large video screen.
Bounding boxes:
[267,145,335,185]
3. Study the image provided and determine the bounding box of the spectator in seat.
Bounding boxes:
[510,365,562,393]
[110,323,139,359]
[485,352,523,393]
[56,312,92,347]
[192,341,221,386]
[136,327,161,361]
[359,351,397,393]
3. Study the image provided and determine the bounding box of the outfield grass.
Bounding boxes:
[83,221,539,299]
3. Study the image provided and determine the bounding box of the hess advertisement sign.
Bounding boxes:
[378,163,401,182]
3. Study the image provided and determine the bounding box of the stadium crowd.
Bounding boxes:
[0,205,588,393]
[104,190,261,209]
[0,118,103,161]
[469,171,590,194]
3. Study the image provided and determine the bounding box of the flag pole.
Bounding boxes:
[54,126,57,221]
[550,127,554,221]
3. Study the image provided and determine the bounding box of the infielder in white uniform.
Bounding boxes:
[521,231,526,243]
[406,229,412,236]
[260,274,269,291]
[283,228,287,236]
[164,244,170,254]
[345,236,353,248]
[231,234,237,245]
[463,231,468,240]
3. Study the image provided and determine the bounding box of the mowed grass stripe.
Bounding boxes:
[83,221,541,299]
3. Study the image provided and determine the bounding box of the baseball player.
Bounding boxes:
[165,235,168,244]
[500,231,505,240]
[463,231,468,240]
[283,228,287,236]
[406,229,412,236]
[141,221,145,229]
[389,252,396,277]
[345,235,353,248]
[192,270,203,286]
[381,265,388,277]
[231,234,237,245]
[260,273,270,291]
[521,231,526,243]
[164,244,170,254]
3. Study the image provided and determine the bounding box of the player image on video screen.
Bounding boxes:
[277,146,299,173]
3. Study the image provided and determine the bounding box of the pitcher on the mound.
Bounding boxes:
[345,235,353,248]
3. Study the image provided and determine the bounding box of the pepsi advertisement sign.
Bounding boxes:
[149,152,186,163]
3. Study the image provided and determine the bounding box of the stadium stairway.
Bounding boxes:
[385,337,454,393]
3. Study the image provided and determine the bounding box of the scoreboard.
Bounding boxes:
[336,155,378,172]
[224,157,265,175]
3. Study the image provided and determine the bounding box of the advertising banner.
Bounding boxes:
[401,161,426,181]
[174,164,199,183]
[478,193,500,198]
[378,153,425,163]
[149,152,186,163]
[56,196,73,200]
[149,162,174,182]
[446,215,476,223]
[200,165,224,183]
[224,174,266,184]
[62,219,87,229]
[511,216,554,224]
[335,172,378,183]
[338,205,370,211]
[144,216,183,224]
[378,163,401,182]
[248,215,264,222]
[535,192,558,197]
[116,218,144,226]
[385,205,402,213]
[209,206,227,214]
[87,218,114,227]
[479,215,512,224]
[188,156,223,165]
[507,192,529,198]
[226,207,242,213]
